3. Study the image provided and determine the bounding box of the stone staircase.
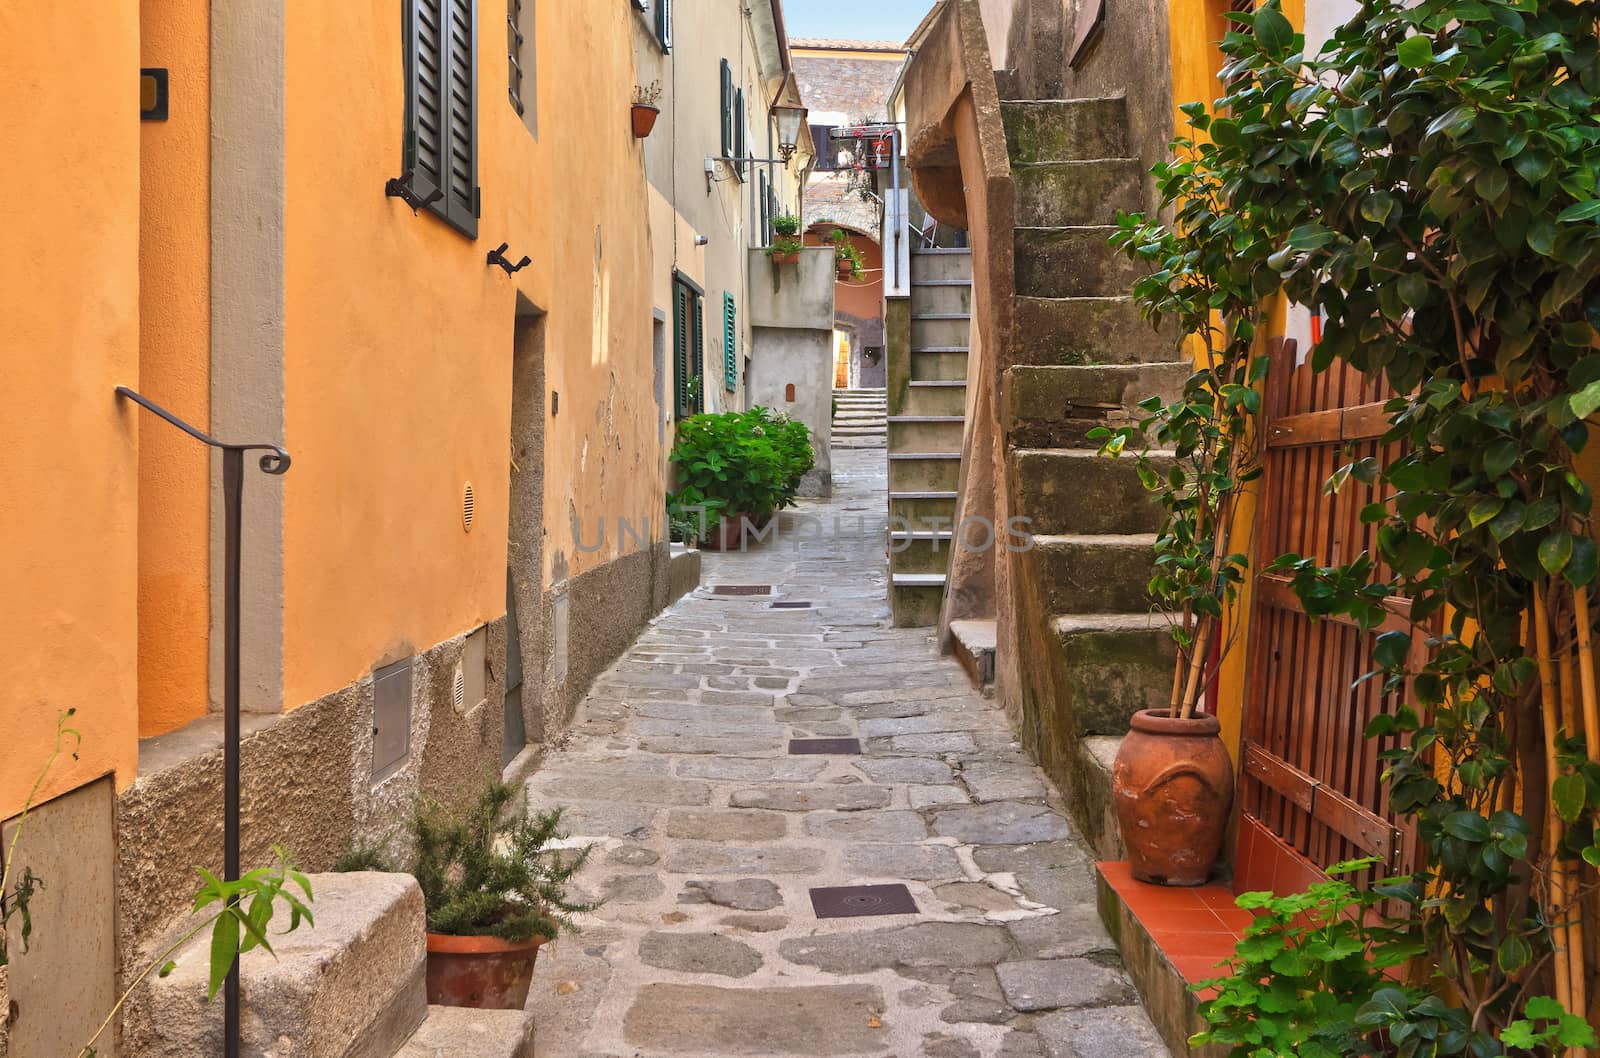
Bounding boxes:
[131,872,536,1057]
[830,387,886,447]
[994,97,1186,856]
[888,247,974,626]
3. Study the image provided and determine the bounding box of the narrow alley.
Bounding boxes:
[523,448,1171,1058]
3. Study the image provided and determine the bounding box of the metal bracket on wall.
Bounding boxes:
[385,168,443,215]
[487,243,532,275]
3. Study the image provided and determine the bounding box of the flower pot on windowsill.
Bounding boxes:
[630,103,660,138]
[1111,708,1235,887]
[425,931,549,1009]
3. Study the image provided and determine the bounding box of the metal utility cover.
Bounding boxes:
[372,657,413,782]
[810,884,919,919]
[788,738,862,755]
[770,600,812,609]
[711,584,771,595]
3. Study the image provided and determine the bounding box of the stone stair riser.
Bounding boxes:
[1054,622,1179,736]
[1002,99,1130,164]
[1013,161,1144,227]
[910,283,974,315]
[1010,450,1170,536]
[905,383,968,417]
[891,582,946,627]
[1028,538,1157,614]
[910,252,973,283]
[1013,298,1179,367]
[889,456,961,492]
[910,350,971,382]
[888,494,959,530]
[911,317,973,348]
[888,418,964,453]
[889,535,962,576]
[1002,362,1191,449]
[1015,226,1149,299]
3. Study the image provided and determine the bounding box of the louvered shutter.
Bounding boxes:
[691,293,705,412]
[405,0,478,237]
[719,60,732,159]
[758,172,769,243]
[507,0,525,115]
[734,87,746,178]
[655,0,671,49]
[673,282,690,417]
[723,293,737,392]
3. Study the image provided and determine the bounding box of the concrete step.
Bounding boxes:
[834,412,888,423]
[888,416,964,453]
[949,618,997,690]
[912,315,974,348]
[889,452,962,492]
[1014,226,1148,299]
[910,349,970,382]
[890,533,957,577]
[1013,160,1144,227]
[397,1005,537,1058]
[1073,736,1124,860]
[1002,98,1129,163]
[910,282,973,315]
[1003,362,1190,448]
[1009,448,1170,535]
[1030,533,1158,614]
[889,490,958,530]
[1051,612,1178,736]
[890,573,947,627]
[1013,297,1180,366]
[906,380,967,416]
[135,872,426,1058]
[910,250,973,283]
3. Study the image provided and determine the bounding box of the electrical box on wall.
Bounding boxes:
[372,657,413,781]
[463,625,488,708]
[551,590,570,684]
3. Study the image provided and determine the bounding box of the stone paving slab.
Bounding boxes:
[522,449,1170,1058]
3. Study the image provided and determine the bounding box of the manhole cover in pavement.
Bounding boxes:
[788,738,862,755]
[810,884,919,919]
[770,600,812,609]
[711,584,771,596]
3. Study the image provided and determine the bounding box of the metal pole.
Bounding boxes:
[222,447,243,1058]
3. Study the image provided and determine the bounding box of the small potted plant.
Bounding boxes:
[765,214,803,265]
[343,781,596,1008]
[831,229,863,280]
[631,81,662,138]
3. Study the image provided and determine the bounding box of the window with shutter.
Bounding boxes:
[758,172,769,243]
[733,87,746,179]
[653,0,671,50]
[723,293,737,393]
[691,293,705,407]
[719,60,732,160]
[672,277,704,417]
[405,0,479,237]
[507,0,534,134]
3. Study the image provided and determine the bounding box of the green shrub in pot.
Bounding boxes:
[666,408,813,535]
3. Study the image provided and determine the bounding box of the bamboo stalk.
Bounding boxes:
[1575,588,1600,765]
[1170,607,1192,717]
[1178,615,1214,721]
[1533,584,1579,1055]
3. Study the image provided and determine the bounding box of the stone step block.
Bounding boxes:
[889,453,961,492]
[889,490,958,530]
[891,574,946,627]
[1002,98,1129,163]
[396,1005,537,1058]
[906,380,967,417]
[949,618,997,690]
[910,282,973,315]
[910,249,972,283]
[910,349,970,382]
[1014,160,1144,227]
[1014,226,1148,299]
[1003,362,1190,448]
[1052,613,1178,736]
[888,416,964,454]
[134,872,427,1058]
[1009,448,1170,536]
[1029,534,1157,614]
[889,533,957,576]
[911,314,973,349]
[1013,297,1180,367]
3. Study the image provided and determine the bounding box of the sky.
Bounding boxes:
[782,0,933,44]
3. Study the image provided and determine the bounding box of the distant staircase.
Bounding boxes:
[888,247,973,626]
[831,387,887,447]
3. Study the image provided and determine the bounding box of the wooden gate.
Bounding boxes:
[1237,338,1421,889]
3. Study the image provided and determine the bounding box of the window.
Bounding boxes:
[653,0,671,50]
[734,87,746,178]
[809,124,837,171]
[404,0,480,237]
[672,277,704,418]
[720,60,733,159]
[758,172,769,243]
[722,293,738,393]
[508,0,535,134]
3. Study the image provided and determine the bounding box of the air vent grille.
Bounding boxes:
[462,482,475,532]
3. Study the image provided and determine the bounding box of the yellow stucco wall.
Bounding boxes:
[138,0,212,738]
[0,2,142,813]
[280,1,663,708]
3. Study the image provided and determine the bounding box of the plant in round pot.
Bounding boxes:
[1093,81,1291,886]
[766,214,803,265]
[347,781,595,1008]
[667,408,813,552]
[830,228,864,280]
[630,80,662,138]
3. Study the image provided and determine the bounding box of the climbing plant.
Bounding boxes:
[1173,0,1600,1048]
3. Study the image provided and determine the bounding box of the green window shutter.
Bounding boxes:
[654,0,671,49]
[405,0,478,237]
[723,292,737,393]
[507,0,525,115]
[672,282,690,417]
[719,59,732,159]
[691,293,705,412]
[733,87,746,178]
[758,172,768,242]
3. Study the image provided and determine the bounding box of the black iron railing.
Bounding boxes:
[115,386,289,1058]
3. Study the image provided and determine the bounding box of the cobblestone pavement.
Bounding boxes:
[524,448,1171,1058]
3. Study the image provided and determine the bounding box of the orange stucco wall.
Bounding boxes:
[138,0,212,737]
[0,2,142,813]
[280,2,661,708]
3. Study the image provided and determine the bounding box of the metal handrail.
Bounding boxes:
[114,385,289,1058]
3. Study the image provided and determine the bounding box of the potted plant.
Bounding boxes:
[765,214,803,265]
[830,229,863,280]
[342,781,595,1008]
[667,408,813,551]
[630,81,662,138]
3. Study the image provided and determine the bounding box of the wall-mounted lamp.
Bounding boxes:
[771,101,807,162]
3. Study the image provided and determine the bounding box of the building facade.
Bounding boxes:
[2,3,694,1052]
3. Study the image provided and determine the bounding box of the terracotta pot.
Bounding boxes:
[770,250,799,265]
[630,104,660,138]
[425,932,547,1009]
[698,512,751,552]
[1111,709,1234,886]
[836,259,853,279]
